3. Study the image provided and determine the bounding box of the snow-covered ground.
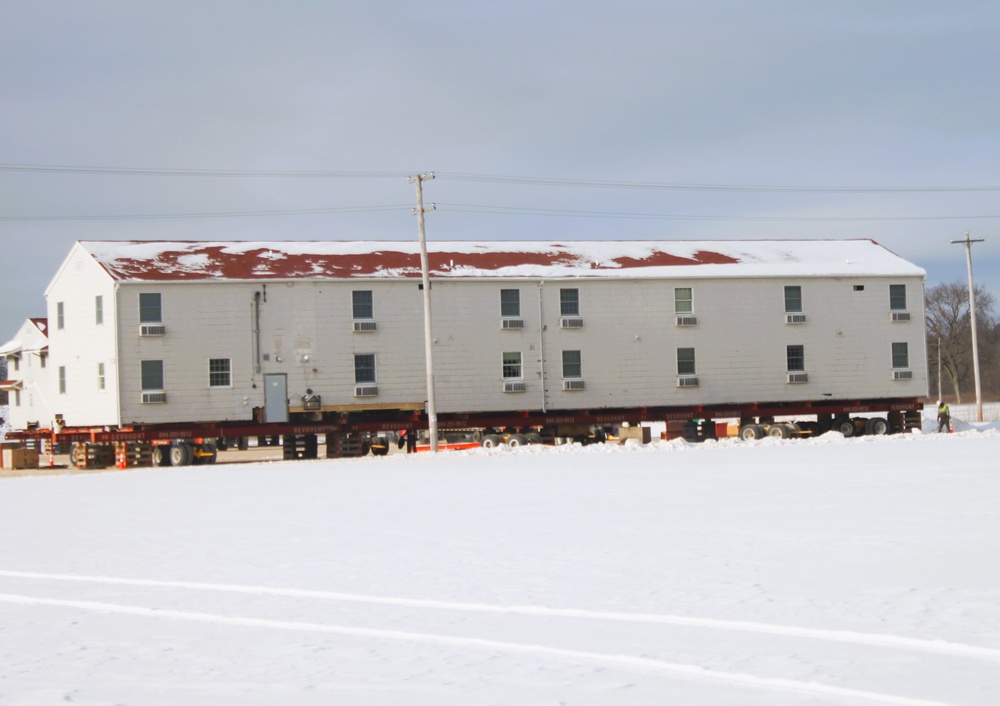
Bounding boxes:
[1,414,999,706]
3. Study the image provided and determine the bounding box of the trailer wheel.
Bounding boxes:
[526,432,543,445]
[507,434,528,448]
[768,423,793,439]
[739,424,766,440]
[867,418,889,436]
[834,417,857,437]
[169,443,194,467]
[151,446,171,467]
[481,434,503,449]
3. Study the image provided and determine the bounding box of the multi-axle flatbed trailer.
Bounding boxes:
[6,397,922,470]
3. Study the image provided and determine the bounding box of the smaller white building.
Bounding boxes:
[0,318,53,432]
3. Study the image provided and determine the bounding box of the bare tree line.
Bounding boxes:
[925,281,998,403]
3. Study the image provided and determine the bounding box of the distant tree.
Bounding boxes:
[925,281,996,403]
[0,356,7,407]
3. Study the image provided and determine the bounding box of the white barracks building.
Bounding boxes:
[10,239,927,430]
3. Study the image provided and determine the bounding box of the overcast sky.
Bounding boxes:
[2,1,999,334]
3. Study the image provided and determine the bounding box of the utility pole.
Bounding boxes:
[410,173,438,451]
[950,232,985,422]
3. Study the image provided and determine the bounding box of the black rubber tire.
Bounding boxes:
[867,418,890,436]
[834,418,857,437]
[739,424,765,440]
[151,446,171,467]
[767,423,792,439]
[169,443,193,467]
[507,434,528,448]
[481,434,503,449]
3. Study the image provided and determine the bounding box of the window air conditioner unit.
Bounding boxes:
[677,376,699,388]
[563,379,586,391]
[140,324,166,336]
[784,314,807,325]
[141,391,167,404]
[353,321,378,332]
[559,317,584,329]
[501,318,524,330]
[787,372,809,384]
[891,312,911,322]
[893,370,913,381]
[354,385,379,397]
[675,316,698,327]
[503,381,526,393]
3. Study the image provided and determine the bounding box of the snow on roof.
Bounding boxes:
[77,239,925,282]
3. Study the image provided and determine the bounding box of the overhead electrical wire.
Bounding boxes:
[0,205,412,222]
[2,162,1000,193]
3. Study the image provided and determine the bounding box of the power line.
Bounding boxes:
[438,203,1000,222]
[0,205,412,222]
[435,172,1000,194]
[3,162,1000,193]
[0,163,412,179]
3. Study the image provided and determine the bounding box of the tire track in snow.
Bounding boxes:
[0,591,962,706]
[1,568,997,662]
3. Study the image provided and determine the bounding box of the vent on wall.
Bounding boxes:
[675,316,698,327]
[501,318,524,330]
[503,381,526,393]
[354,385,379,397]
[141,391,167,404]
[353,321,378,332]
[891,312,911,322]
[140,324,166,336]
[677,376,699,388]
[559,317,584,329]
[784,314,807,325]
[563,379,585,391]
[787,372,809,384]
[893,370,913,381]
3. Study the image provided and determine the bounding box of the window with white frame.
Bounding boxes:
[784,286,802,313]
[209,358,232,388]
[676,348,696,376]
[674,287,693,314]
[354,354,376,384]
[58,365,66,394]
[139,293,162,323]
[560,288,580,317]
[57,302,65,330]
[141,360,164,390]
[502,351,523,380]
[562,350,582,378]
[97,362,105,391]
[889,284,907,310]
[786,344,805,372]
[500,289,521,317]
[891,342,909,369]
[352,290,374,320]
[95,295,103,325]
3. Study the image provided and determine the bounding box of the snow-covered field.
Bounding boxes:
[2,416,999,706]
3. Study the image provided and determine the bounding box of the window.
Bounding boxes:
[354,354,376,384]
[57,302,65,330]
[677,348,696,376]
[889,284,907,310]
[674,287,693,314]
[502,352,522,380]
[139,293,162,323]
[786,345,805,372]
[891,342,909,369]
[95,295,104,325]
[141,360,165,390]
[97,362,105,391]
[784,286,802,313]
[58,366,66,394]
[209,358,232,388]
[500,289,521,317]
[562,350,582,378]
[560,288,580,317]
[14,389,20,407]
[352,290,374,320]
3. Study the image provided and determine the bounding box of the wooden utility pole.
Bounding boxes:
[411,173,438,451]
[951,232,985,422]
